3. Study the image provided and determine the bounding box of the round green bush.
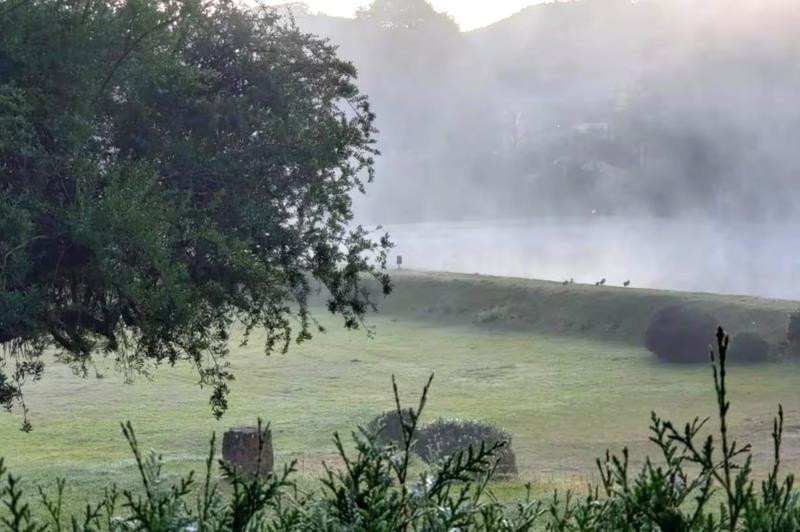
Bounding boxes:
[414,419,517,478]
[366,409,414,447]
[788,311,800,343]
[728,332,770,363]
[644,305,718,363]
[786,311,800,357]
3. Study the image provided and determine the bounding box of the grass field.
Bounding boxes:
[2,272,800,517]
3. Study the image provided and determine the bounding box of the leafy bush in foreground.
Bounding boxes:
[415,418,517,479]
[2,327,800,530]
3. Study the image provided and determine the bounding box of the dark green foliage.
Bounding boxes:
[415,418,518,479]
[728,332,770,364]
[0,0,391,427]
[366,408,414,447]
[644,305,718,363]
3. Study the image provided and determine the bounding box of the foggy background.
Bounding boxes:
[280,0,800,298]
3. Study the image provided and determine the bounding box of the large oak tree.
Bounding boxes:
[0,0,391,429]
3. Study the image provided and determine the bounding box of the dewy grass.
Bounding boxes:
[2,326,800,530]
[2,308,800,520]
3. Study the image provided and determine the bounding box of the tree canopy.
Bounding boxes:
[0,0,391,429]
[356,0,458,32]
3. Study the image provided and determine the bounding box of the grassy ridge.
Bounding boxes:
[371,271,798,345]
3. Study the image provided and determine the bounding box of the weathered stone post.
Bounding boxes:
[222,426,274,477]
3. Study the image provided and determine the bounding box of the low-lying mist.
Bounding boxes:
[387,217,800,300]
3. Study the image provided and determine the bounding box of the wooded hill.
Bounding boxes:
[287,0,800,223]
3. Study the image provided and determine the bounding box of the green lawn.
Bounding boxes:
[2,274,800,517]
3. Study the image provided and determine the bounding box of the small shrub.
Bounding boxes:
[786,311,800,356]
[788,311,800,343]
[644,304,718,363]
[728,331,770,363]
[473,305,512,324]
[415,419,518,478]
[367,408,415,447]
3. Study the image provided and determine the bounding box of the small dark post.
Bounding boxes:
[396,255,403,270]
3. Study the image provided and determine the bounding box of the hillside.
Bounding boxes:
[365,271,799,347]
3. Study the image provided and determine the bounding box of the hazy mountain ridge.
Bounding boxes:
[286,0,800,223]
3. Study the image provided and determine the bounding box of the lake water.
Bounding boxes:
[385,218,800,300]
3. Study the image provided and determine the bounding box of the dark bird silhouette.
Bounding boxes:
[599,278,606,286]
[623,280,631,287]
[562,280,569,285]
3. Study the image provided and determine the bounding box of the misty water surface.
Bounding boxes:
[386,218,800,300]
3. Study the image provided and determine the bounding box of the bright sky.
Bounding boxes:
[266,1,546,31]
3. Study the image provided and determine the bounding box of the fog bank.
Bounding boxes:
[387,218,800,300]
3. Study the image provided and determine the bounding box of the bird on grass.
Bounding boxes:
[599,278,606,286]
[623,280,631,287]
